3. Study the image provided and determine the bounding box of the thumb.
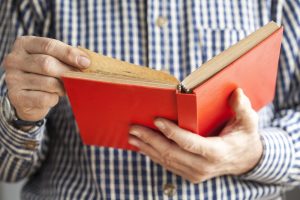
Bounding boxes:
[229,88,258,129]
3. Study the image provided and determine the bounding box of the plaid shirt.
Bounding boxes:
[0,0,299,199]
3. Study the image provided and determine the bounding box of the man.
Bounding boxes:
[0,0,299,199]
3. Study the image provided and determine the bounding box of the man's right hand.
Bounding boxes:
[3,36,90,121]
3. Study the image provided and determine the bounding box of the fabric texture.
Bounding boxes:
[0,0,299,199]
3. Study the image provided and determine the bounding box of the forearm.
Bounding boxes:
[0,74,48,182]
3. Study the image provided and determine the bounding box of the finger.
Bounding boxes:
[229,88,258,129]
[4,53,76,78]
[129,125,173,156]
[128,135,161,160]
[27,54,78,78]
[129,125,207,169]
[15,36,90,69]
[128,136,198,181]
[153,118,218,156]
[5,70,65,96]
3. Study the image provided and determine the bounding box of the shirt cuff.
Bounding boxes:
[240,127,295,184]
[0,100,46,160]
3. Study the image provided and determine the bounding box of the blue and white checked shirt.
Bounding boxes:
[0,0,300,199]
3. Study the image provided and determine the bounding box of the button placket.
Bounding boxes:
[147,0,170,72]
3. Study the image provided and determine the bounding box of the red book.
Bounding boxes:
[62,22,283,150]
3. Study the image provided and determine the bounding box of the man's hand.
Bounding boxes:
[3,36,90,121]
[128,88,263,183]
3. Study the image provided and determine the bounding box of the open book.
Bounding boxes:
[63,22,283,150]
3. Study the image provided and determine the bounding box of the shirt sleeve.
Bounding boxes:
[241,1,300,186]
[0,0,51,182]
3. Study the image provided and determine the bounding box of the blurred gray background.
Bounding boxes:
[0,181,299,199]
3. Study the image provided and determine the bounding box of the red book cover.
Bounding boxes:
[62,27,283,150]
[177,27,283,136]
[63,78,177,150]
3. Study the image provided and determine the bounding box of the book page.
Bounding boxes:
[79,47,180,85]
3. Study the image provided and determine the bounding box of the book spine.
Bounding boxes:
[176,91,198,133]
[177,83,192,94]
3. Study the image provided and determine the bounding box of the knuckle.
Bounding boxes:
[3,54,16,69]
[37,94,50,108]
[45,78,57,91]
[5,72,19,86]
[64,47,76,62]
[162,158,172,168]
[180,136,198,152]
[42,39,57,54]
[41,55,51,67]
[182,142,195,152]
[161,150,173,167]
[40,56,53,75]
[9,91,28,110]
[143,137,151,144]
[140,132,151,144]
[14,36,26,47]
[165,127,176,139]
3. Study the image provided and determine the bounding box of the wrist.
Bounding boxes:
[245,133,264,173]
[2,93,44,130]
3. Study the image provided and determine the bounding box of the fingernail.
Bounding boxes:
[128,137,139,146]
[154,120,165,130]
[78,56,90,68]
[129,128,140,137]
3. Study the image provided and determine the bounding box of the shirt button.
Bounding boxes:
[163,183,176,197]
[24,140,39,150]
[156,16,168,28]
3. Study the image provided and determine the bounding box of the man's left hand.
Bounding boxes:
[128,88,263,183]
